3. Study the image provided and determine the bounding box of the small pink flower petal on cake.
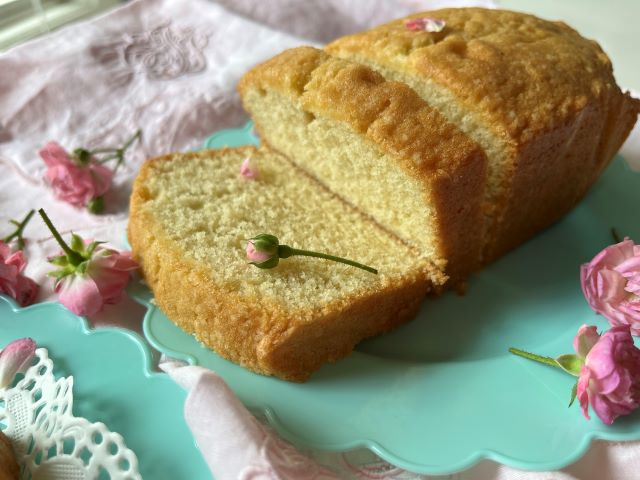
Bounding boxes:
[405,17,446,33]
[240,156,259,180]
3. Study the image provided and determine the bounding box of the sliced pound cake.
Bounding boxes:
[239,46,487,285]
[326,7,640,262]
[128,147,435,382]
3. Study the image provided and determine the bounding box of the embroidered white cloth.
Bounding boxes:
[1,0,639,479]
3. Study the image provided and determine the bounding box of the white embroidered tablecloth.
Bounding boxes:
[1,0,639,478]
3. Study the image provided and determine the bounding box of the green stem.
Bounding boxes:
[2,209,35,248]
[508,348,559,368]
[120,129,142,152]
[280,245,378,274]
[38,209,84,266]
[89,147,119,154]
[611,228,622,243]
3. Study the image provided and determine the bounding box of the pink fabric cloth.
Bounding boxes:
[1,0,640,478]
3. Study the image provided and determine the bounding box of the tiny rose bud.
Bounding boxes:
[73,148,92,165]
[246,234,280,269]
[0,338,36,389]
[245,233,378,274]
[240,156,259,179]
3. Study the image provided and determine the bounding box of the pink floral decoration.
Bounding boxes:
[40,141,114,208]
[55,247,138,317]
[581,238,640,335]
[575,325,640,424]
[0,338,36,389]
[246,240,272,263]
[240,156,259,180]
[0,241,39,307]
[405,17,446,33]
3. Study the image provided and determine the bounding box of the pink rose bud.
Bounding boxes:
[246,235,278,268]
[580,238,640,335]
[0,241,39,307]
[240,156,259,179]
[0,338,36,389]
[40,141,113,209]
[576,325,640,424]
[54,248,139,317]
[405,17,446,32]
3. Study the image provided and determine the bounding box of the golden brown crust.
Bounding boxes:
[0,431,19,480]
[327,8,640,261]
[239,46,487,282]
[128,148,431,382]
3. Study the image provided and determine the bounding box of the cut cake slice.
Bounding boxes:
[128,146,435,382]
[238,46,487,285]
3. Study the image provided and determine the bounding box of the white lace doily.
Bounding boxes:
[0,348,140,480]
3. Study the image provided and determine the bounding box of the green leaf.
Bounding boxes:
[555,354,583,377]
[569,382,578,407]
[49,255,69,266]
[85,241,105,258]
[70,233,84,254]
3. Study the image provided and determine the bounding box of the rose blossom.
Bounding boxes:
[575,325,640,424]
[0,241,39,307]
[40,141,113,208]
[0,338,36,389]
[55,247,138,317]
[581,238,640,335]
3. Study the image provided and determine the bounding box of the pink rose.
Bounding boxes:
[55,247,138,317]
[40,141,113,208]
[0,241,39,307]
[581,238,640,335]
[575,325,640,424]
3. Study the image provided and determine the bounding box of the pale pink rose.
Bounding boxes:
[246,241,272,263]
[575,325,640,424]
[240,156,259,179]
[581,239,640,335]
[405,17,446,32]
[0,338,36,388]
[40,141,113,208]
[0,241,39,307]
[55,248,138,317]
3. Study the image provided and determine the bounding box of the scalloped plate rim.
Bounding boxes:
[121,122,640,475]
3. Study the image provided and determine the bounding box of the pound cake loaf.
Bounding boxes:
[239,46,487,284]
[129,147,435,381]
[326,7,640,262]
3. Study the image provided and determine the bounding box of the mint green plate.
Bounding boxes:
[130,122,640,475]
[0,296,211,480]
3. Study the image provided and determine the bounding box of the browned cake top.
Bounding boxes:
[239,46,483,176]
[327,8,622,143]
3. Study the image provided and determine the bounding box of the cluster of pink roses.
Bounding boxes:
[513,237,640,425]
[1,133,141,317]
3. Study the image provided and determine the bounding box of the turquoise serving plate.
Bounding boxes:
[0,296,211,480]
[129,122,640,475]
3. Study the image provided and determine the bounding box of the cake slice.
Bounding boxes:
[128,147,436,382]
[326,7,640,262]
[238,46,486,285]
